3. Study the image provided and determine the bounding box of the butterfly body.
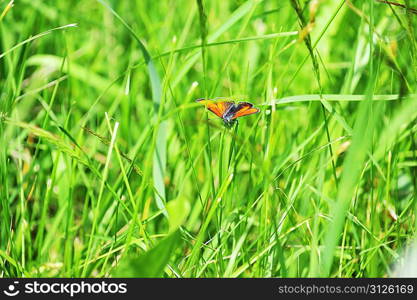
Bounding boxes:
[196,98,259,127]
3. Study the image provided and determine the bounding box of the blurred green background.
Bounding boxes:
[1,0,417,277]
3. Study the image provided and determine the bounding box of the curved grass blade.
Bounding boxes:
[97,0,166,215]
[0,23,77,60]
[268,94,405,105]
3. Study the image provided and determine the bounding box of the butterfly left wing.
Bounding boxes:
[231,102,260,119]
[196,98,233,119]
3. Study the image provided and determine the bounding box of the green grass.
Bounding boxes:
[1,0,417,278]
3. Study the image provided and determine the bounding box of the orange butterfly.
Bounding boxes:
[196,98,260,127]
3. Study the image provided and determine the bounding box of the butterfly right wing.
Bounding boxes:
[231,102,260,119]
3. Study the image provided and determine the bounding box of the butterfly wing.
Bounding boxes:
[231,102,260,119]
[196,99,233,119]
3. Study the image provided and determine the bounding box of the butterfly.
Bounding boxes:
[196,98,260,128]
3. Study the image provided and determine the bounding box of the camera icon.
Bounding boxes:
[3,281,20,297]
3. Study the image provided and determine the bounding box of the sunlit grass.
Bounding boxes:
[1,0,416,278]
